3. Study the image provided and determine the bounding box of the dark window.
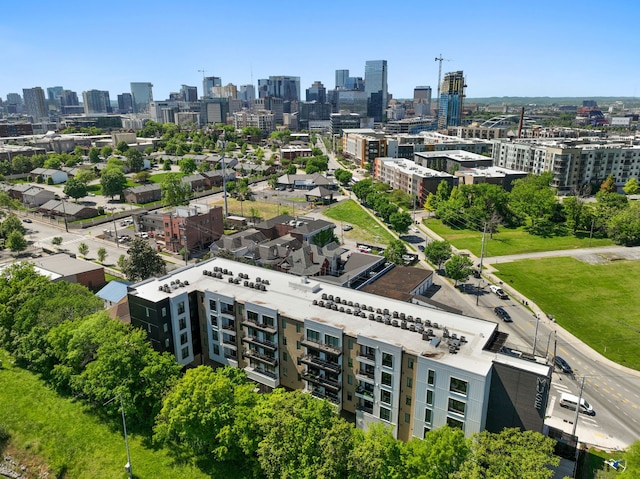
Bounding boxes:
[382,353,393,368]
[450,377,468,396]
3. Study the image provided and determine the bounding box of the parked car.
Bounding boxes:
[418,245,425,252]
[494,306,512,322]
[343,224,353,231]
[22,218,32,223]
[554,356,573,374]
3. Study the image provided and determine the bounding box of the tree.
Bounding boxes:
[607,201,640,246]
[562,195,587,234]
[179,157,197,175]
[334,168,353,186]
[384,239,407,265]
[1,214,26,237]
[509,172,557,228]
[77,242,89,258]
[389,211,412,233]
[623,177,639,195]
[348,423,403,479]
[120,237,166,282]
[401,426,469,479]
[100,167,127,199]
[161,173,193,206]
[51,236,63,247]
[88,147,101,163]
[125,148,144,172]
[97,247,107,264]
[453,428,559,479]
[353,178,373,201]
[444,254,474,286]
[305,156,328,174]
[134,170,151,183]
[74,168,96,185]
[116,140,129,154]
[600,174,617,193]
[63,177,88,201]
[100,145,113,158]
[424,240,452,269]
[6,230,27,253]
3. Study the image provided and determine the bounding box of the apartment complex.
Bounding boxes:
[491,138,640,193]
[127,258,551,442]
[342,128,388,168]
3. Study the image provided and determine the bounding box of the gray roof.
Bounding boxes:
[124,184,161,194]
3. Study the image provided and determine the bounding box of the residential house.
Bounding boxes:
[30,168,68,184]
[123,184,162,204]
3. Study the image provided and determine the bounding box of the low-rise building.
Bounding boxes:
[414,150,492,173]
[30,168,68,184]
[454,166,527,191]
[30,253,105,290]
[162,204,224,253]
[123,184,162,204]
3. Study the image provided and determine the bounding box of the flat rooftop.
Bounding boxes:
[128,258,521,376]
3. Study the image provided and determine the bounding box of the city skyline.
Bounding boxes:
[1,0,638,102]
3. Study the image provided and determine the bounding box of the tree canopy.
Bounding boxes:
[119,237,166,282]
[161,173,193,206]
[384,239,408,265]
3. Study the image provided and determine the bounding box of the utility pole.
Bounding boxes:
[571,376,586,437]
[476,222,487,306]
[533,312,541,355]
[218,135,229,219]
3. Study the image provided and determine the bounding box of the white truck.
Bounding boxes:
[489,285,508,299]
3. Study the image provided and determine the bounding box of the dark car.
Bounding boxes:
[554,356,573,374]
[22,218,32,223]
[494,306,512,322]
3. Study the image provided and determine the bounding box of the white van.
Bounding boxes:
[559,393,594,415]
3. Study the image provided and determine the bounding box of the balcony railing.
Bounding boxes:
[242,317,277,334]
[355,368,375,383]
[300,354,341,373]
[246,366,277,380]
[244,348,278,366]
[301,372,341,391]
[242,335,277,351]
[301,337,342,355]
[355,386,374,400]
[311,388,340,405]
[222,323,236,332]
[356,404,374,414]
[356,350,375,363]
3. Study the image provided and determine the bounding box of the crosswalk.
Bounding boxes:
[549,380,598,427]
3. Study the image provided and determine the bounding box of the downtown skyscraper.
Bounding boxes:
[364,60,388,122]
[437,71,466,129]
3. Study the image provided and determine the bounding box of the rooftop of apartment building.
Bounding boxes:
[377,157,454,177]
[457,165,528,177]
[129,257,546,377]
[415,149,490,162]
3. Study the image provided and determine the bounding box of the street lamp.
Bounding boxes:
[109,207,119,247]
[218,135,229,219]
[104,393,133,479]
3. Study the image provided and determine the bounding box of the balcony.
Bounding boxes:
[301,337,342,356]
[242,317,277,334]
[222,322,236,333]
[242,335,277,351]
[300,354,341,374]
[355,386,374,400]
[355,368,375,384]
[311,388,340,405]
[244,348,278,366]
[356,404,374,415]
[356,351,375,365]
[245,366,278,389]
[301,372,341,391]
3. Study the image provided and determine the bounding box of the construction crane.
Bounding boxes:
[434,54,450,122]
[198,69,207,80]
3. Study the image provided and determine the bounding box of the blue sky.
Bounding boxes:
[1,0,638,101]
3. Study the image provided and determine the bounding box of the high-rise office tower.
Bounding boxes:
[22,87,47,119]
[47,86,64,107]
[117,93,134,114]
[267,76,300,102]
[130,82,154,114]
[60,90,79,107]
[345,77,365,91]
[306,81,326,103]
[238,84,256,106]
[364,60,388,122]
[203,77,222,97]
[335,69,349,89]
[413,86,432,116]
[437,71,465,129]
[82,90,111,114]
[181,85,198,102]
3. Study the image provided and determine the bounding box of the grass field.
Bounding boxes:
[492,257,640,370]
[424,219,613,257]
[323,200,396,246]
[0,350,208,479]
[207,197,315,220]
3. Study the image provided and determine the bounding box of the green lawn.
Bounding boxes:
[0,350,208,479]
[492,257,640,370]
[424,219,613,257]
[323,200,396,246]
[149,172,184,184]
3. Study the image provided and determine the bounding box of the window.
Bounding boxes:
[283,366,288,377]
[382,352,393,368]
[179,317,187,330]
[407,377,413,388]
[165,338,170,348]
[180,333,188,345]
[450,377,468,396]
[347,375,353,385]
[381,390,392,404]
[405,413,411,424]
[307,329,320,342]
[181,346,189,359]
[213,344,219,355]
[296,341,301,350]
[163,323,168,333]
[161,307,167,317]
[282,336,287,345]
[247,311,259,322]
[424,408,432,424]
[446,417,464,430]
[382,372,392,386]
[325,334,340,349]
[448,398,466,416]
[406,395,412,406]
[221,302,234,315]
[348,339,354,350]
[426,390,433,405]
[208,299,216,312]
[263,315,274,327]
[210,315,218,327]
[177,301,185,315]
[296,323,301,333]
[281,318,287,328]
[347,393,353,401]
[423,427,431,438]
[380,407,391,422]
[428,369,435,386]
[348,358,353,367]
[212,331,218,341]
[408,357,414,369]
[282,351,288,361]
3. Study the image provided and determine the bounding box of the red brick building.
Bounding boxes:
[163,205,224,253]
